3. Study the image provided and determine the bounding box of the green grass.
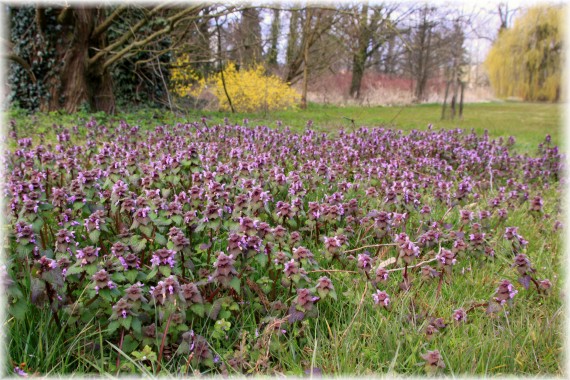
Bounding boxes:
[5,101,563,154]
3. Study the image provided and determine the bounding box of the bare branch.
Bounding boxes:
[89,3,170,65]
[91,5,128,40]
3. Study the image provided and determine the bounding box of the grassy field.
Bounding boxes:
[5,101,563,154]
[4,101,565,376]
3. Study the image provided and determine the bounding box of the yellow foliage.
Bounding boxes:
[485,5,564,102]
[170,59,299,112]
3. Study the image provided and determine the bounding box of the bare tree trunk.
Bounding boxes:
[46,7,115,113]
[300,9,312,109]
[349,3,369,99]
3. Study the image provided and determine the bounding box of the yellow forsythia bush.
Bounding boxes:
[171,59,299,112]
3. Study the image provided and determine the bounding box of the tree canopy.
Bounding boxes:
[485,4,564,102]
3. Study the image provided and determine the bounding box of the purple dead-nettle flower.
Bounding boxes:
[241,235,262,252]
[425,324,439,340]
[76,246,100,266]
[255,221,271,238]
[133,207,151,225]
[92,269,115,293]
[112,298,132,319]
[84,210,105,232]
[421,350,446,372]
[184,210,198,225]
[151,276,182,305]
[512,254,533,275]
[111,180,129,201]
[51,187,68,208]
[366,187,378,197]
[22,199,39,214]
[212,252,238,287]
[36,256,58,272]
[125,282,146,302]
[494,280,518,305]
[420,205,431,217]
[504,227,520,240]
[323,236,342,255]
[166,200,183,217]
[323,204,344,221]
[375,266,389,283]
[276,201,295,219]
[272,225,287,242]
[469,232,486,250]
[238,216,256,235]
[290,231,301,245]
[283,259,301,278]
[315,276,335,297]
[529,195,543,212]
[398,239,420,265]
[452,308,467,323]
[437,248,456,267]
[274,251,289,265]
[307,202,322,220]
[553,220,563,231]
[293,246,314,261]
[227,233,243,256]
[15,223,35,244]
[295,288,319,311]
[539,279,552,293]
[204,203,223,222]
[181,282,203,304]
[111,241,129,257]
[121,198,137,213]
[372,290,390,308]
[151,248,176,267]
[497,208,508,220]
[479,210,491,221]
[168,227,190,250]
[13,366,28,377]
[459,209,473,225]
[357,253,372,273]
[119,253,141,270]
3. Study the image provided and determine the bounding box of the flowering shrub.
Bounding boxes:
[4,118,562,375]
[171,60,299,112]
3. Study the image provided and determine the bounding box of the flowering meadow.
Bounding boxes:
[4,117,564,375]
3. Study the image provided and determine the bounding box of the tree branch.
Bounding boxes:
[91,5,128,40]
[89,3,170,65]
[101,6,202,70]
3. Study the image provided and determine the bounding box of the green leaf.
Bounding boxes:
[255,253,268,267]
[108,320,121,334]
[131,317,142,336]
[121,315,133,330]
[229,277,241,294]
[172,215,183,225]
[146,267,159,280]
[9,297,29,320]
[89,229,101,244]
[130,235,147,253]
[31,218,44,233]
[139,224,153,237]
[154,233,167,246]
[125,270,138,283]
[158,266,171,277]
[190,303,205,317]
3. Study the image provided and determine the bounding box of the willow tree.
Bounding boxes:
[485,5,563,102]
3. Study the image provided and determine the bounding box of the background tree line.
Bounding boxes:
[4,1,564,114]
